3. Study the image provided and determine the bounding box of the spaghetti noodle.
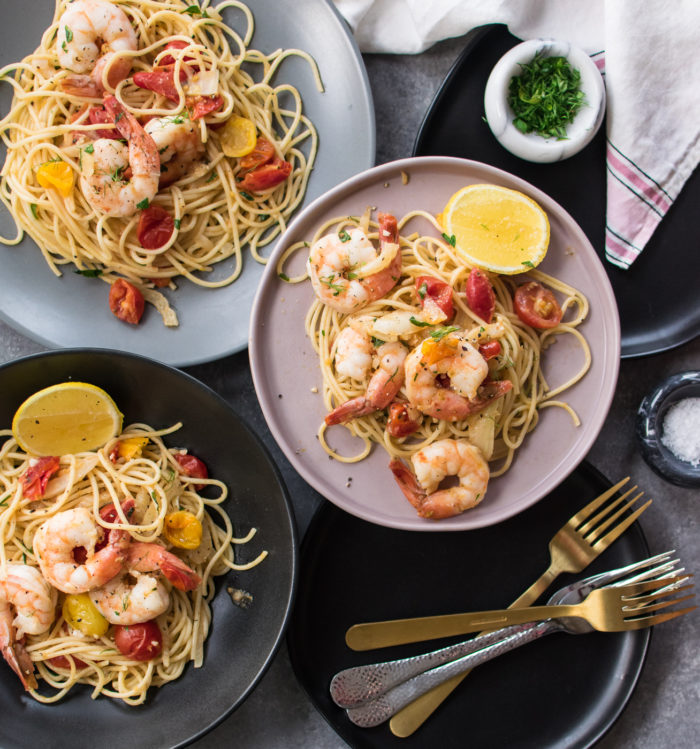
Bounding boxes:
[0,421,266,705]
[0,0,320,326]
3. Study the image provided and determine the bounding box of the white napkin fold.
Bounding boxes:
[334,0,700,269]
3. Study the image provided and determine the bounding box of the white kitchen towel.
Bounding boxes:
[334,0,700,269]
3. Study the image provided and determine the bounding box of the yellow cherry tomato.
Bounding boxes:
[164,510,202,549]
[62,593,109,637]
[118,436,149,460]
[36,161,74,197]
[219,115,257,157]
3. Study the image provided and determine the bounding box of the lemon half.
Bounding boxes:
[439,184,550,274]
[12,382,123,456]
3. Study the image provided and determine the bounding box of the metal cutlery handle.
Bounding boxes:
[346,620,557,728]
[331,623,534,709]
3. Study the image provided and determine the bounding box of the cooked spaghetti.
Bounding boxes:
[0,421,266,705]
[0,0,320,326]
[280,208,590,515]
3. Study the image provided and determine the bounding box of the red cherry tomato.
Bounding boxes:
[49,655,88,669]
[21,456,60,500]
[160,40,199,70]
[114,621,163,661]
[415,276,454,321]
[137,205,175,250]
[479,341,502,360]
[109,279,145,325]
[239,137,275,171]
[99,498,135,524]
[174,453,208,491]
[465,268,496,323]
[87,106,119,139]
[238,158,292,192]
[386,403,421,438]
[132,66,188,102]
[188,94,224,120]
[513,281,563,330]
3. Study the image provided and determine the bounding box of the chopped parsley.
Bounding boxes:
[0,493,9,507]
[174,218,181,229]
[338,230,351,243]
[371,336,385,348]
[278,272,290,282]
[84,143,94,154]
[30,203,38,219]
[522,260,535,268]
[239,190,253,200]
[409,316,432,327]
[441,232,456,247]
[74,268,103,277]
[64,26,73,43]
[183,3,209,17]
[136,198,149,210]
[417,281,427,299]
[430,325,459,341]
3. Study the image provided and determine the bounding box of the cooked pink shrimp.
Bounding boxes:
[326,341,408,425]
[57,0,138,98]
[404,330,512,421]
[389,439,489,519]
[79,96,160,217]
[308,212,402,313]
[144,114,205,187]
[126,542,201,592]
[1,564,57,690]
[333,326,374,381]
[34,506,129,594]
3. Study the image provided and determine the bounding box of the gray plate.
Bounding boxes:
[0,0,374,366]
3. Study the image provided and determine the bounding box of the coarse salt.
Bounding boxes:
[660,397,700,466]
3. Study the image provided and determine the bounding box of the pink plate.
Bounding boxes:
[249,157,620,531]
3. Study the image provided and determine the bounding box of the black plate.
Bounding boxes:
[413,24,700,359]
[0,350,297,749]
[288,462,650,749]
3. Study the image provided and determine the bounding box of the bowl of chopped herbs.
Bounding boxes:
[484,38,606,163]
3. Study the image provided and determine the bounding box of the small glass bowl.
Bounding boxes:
[484,38,606,163]
[636,371,700,487]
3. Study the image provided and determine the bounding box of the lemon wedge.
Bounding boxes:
[439,184,550,274]
[12,382,123,456]
[219,115,257,158]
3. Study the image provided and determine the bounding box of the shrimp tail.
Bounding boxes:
[102,95,140,140]
[468,380,513,415]
[127,543,201,591]
[325,396,374,425]
[389,459,427,513]
[377,212,399,245]
[0,609,37,691]
[61,74,101,98]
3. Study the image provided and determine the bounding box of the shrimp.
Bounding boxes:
[404,330,512,421]
[33,506,129,594]
[89,542,200,624]
[0,564,57,690]
[389,439,489,519]
[326,341,408,425]
[145,114,205,187]
[333,326,374,381]
[79,96,160,217]
[308,212,402,313]
[57,0,138,98]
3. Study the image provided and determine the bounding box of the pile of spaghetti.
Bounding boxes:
[0,422,265,704]
[0,0,319,326]
[287,208,591,518]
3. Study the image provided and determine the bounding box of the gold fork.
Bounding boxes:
[388,476,651,737]
[347,575,695,648]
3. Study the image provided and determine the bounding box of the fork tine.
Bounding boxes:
[620,605,697,630]
[568,476,631,525]
[578,488,641,537]
[624,591,696,616]
[619,575,688,597]
[590,499,652,552]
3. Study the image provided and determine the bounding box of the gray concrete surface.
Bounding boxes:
[1,31,698,749]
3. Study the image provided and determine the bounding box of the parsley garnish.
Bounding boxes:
[136,198,149,210]
[74,268,103,277]
[522,260,535,268]
[206,171,217,183]
[239,190,253,200]
[30,203,38,219]
[321,276,344,296]
[371,336,385,348]
[409,316,432,327]
[111,166,125,182]
[441,232,456,247]
[417,281,427,299]
[174,218,181,229]
[430,326,459,341]
[65,26,73,43]
[508,51,585,139]
[278,272,290,282]
[150,490,159,509]
[183,3,209,17]
[84,143,94,154]
[338,230,351,243]
[0,494,9,507]
[346,271,358,280]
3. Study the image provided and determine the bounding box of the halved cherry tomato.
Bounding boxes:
[188,94,224,120]
[49,655,88,669]
[513,281,563,330]
[137,205,175,250]
[21,456,60,500]
[160,40,198,70]
[164,510,203,549]
[114,621,163,661]
[63,593,109,637]
[174,453,208,490]
[387,402,421,438]
[479,340,502,360]
[133,66,188,102]
[150,277,171,288]
[87,106,119,139]
[465,268,495,323]
[99,498,135,524]
[238,158,292,192]
[109,279,145,325]
[415,276,454,321]
[239,136,275,171]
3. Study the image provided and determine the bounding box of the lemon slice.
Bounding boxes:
[439,184,550,274]
[219,115,257,158]
[12,382,123,456]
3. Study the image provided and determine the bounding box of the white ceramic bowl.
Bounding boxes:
[484,39,606,163]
